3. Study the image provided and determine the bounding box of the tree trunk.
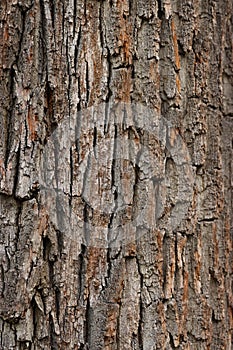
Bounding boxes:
[0,0,232,349]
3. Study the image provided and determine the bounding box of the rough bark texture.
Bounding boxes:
[0,0,233,349]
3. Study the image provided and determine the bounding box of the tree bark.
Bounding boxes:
[0,0,232,349]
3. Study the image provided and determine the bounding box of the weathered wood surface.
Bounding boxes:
[0,0,232,349]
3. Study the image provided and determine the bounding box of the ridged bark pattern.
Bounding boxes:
[0,0,232,349]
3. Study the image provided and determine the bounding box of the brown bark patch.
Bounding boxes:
[27,106,38,141]
[171,19,180,71]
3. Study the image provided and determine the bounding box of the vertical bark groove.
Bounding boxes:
[0,0,232,349]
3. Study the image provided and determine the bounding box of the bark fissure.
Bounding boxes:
[0,0,232,348]
[4,65,16,169]
[136,255,144,350]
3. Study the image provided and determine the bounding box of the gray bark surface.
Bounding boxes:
[0,0,232,349]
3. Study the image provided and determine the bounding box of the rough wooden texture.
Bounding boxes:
[0,0,232,349]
